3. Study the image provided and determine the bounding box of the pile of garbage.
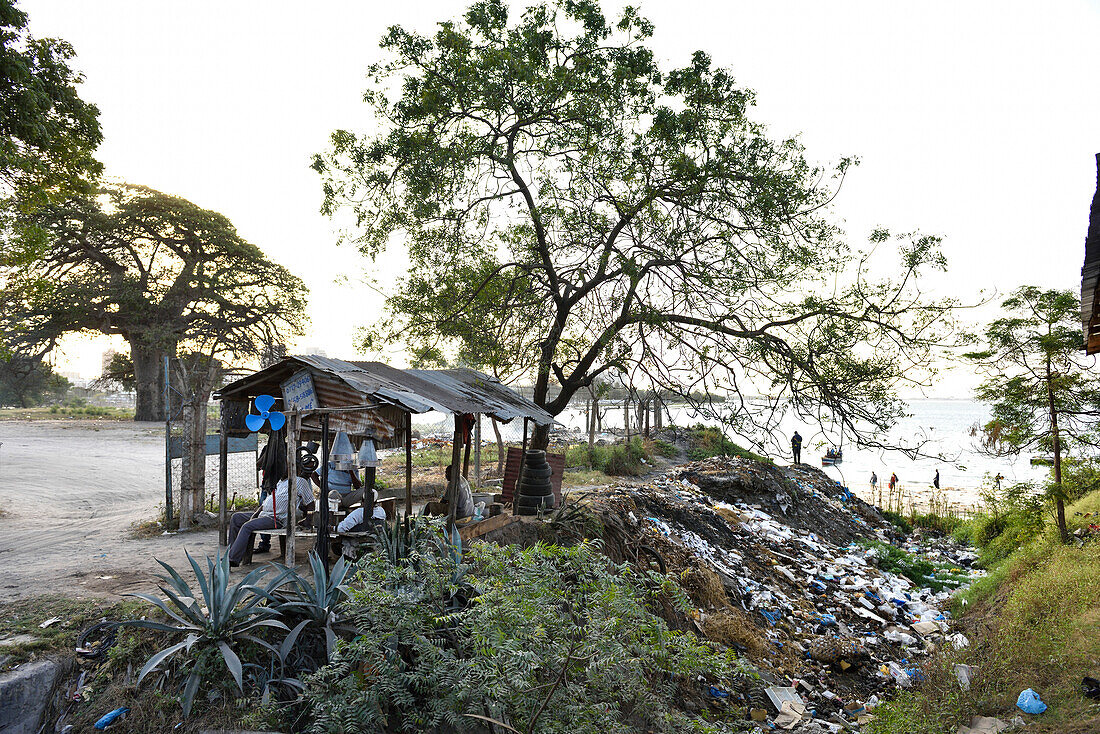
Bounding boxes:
[577,456,984,732]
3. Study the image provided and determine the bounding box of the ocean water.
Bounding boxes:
[554,398,1050,511]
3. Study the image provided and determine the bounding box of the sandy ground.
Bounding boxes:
[0,420,229,603]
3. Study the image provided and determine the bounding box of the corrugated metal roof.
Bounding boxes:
[216,355,553,425]
[1082,153,1100,353]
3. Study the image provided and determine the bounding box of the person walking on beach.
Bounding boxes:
[933,469,940,490]
[889,472,898,492]
[870,471,878,491]
[791,431,802,465]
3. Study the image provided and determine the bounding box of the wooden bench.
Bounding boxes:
[243,525,383,564]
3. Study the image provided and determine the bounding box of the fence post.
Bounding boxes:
[218,407,228,546]
[164,356,173,523]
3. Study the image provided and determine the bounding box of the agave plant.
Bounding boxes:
[122,550,291,716]
[272,551,353,661]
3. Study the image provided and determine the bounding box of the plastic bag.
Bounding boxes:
[1016,688,1047,714]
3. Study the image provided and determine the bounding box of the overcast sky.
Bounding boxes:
[24,0,1100,396]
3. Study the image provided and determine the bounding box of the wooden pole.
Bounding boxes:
[218,409,228,547]
[286,412,297,565]
[318,414,330,572]
[447,414,463,527]
[164,356,173,523]
[474,414,481,489]
[405,412,413,519]
[462,415,472,478]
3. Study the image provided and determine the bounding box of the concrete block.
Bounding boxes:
[0,659,61,734]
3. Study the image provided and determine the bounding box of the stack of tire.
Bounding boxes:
[515,449,555,515]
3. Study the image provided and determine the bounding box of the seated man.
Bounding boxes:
[311,459,364,509]
[336,488,387,533]
[444,464,475,520]
[228,462,315,566]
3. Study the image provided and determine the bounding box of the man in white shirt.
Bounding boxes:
[228,466,315,566]
[336,489,387,533]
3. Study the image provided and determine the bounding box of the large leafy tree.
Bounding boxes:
[0,0,101,207]
[315,0,955,450]
[0,349,68,407]
[966,286,1100,540]
[3,184,309,421]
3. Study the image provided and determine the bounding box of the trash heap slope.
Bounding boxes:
[578,456,981,732]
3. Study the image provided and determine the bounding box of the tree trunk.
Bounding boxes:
[1048,356,1069,542]
[491,416,504,475]
[130,339,166,422]
[1047,360,1064,539]
[588,396,597,450]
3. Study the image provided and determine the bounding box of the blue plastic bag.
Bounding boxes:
[1016,688,1047,714]
[94,707,129,729]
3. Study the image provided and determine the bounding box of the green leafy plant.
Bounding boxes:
[273,551,353,661]
[685,425,772,464]
[122,550,291,716]
[373,513,437,569]
[305,540,744,734]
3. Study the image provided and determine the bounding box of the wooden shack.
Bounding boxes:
[213,355,554,561]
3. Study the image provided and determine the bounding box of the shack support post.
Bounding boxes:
[404,412,413,518]
[286,412,297,564]
[447,414,463,528]
[319,414,330,572]
[473,414,481,489]
[462,415,472,478]
[164,356,173,523]
[218,409,228,546]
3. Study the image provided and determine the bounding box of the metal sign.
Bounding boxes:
[281,369,318,410]
[167,433,258,460]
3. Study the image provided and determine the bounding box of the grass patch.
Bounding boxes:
[652,438,678,458]
[880,509,912,534]
[0,595,146,671]
[562,467,613,488]
[565,437,653,476]
[0,405,134,420]
[873,489,1100,734]
[684,424,771,463]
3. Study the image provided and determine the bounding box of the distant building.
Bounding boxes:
[101,348,121,375]
[261,343,288,368]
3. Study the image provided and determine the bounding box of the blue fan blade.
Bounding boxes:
[255,394,276,413]
[267,411,286,431]
[245,414,266,432]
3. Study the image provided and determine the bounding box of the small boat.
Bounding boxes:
[821,448,843,466]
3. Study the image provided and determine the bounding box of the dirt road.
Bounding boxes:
[0,420,223,602]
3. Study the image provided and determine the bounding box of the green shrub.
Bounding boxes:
[565,438,652,476]
[685,424,771,464]
[908,512,966,535]
[880,509,912,534]
[305,537,746,734]
[652,439,678,459]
